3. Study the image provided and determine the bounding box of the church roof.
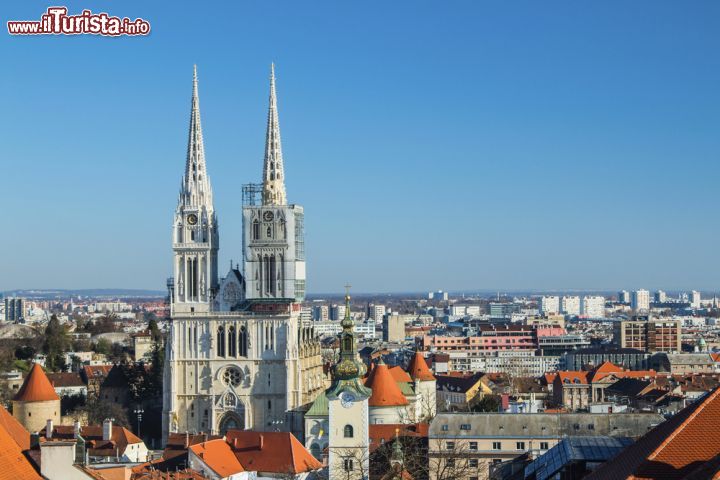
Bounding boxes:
[305,392,328,417]
[389,366,412,383]
[13,363,59,403]
[365,362,409,407]
[407,351,435,382]
[0,405,30,451]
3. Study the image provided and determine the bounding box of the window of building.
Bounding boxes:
[344,458,353,472]
[540,442,549,450]
[217,326,226,357]
[460,423,471,430]
[492,442,501,450]
[516,442,525,450]
[588,424,595,430]
[441,424,449,431]
[469,459,478,467]
[228,326,237,357]
[344,425,354,438]
[446,441,455,450]
[469,441,478,451]
[446,459,455,468]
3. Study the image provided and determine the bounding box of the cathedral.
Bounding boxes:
[162,65,325,441]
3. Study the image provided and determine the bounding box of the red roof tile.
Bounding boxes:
[0,406,30,451]
[13,364,60,402]
[407,351,435,381]
[226,431,322,474]
[0,414,41,479]
[388,366,412,383]
[189,439,244,477]
[586,386,720,480]
[365,362,409,407]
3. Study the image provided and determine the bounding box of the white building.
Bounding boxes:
[631,289,650,311]
[690,290,701,309]
[540,296,560,315]
[581,296,605,318]
[655,290,667,303]
[162,66,324,441]
[618,290,631,303]
[561,296,581,316]
[368,304,386,322]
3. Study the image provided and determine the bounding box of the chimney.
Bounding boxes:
[73,420,81,439]
[46,419,53,439]
[233,438,238,449]
[184,431,189,448]
[103,418,112,441]
[259,434,264,450]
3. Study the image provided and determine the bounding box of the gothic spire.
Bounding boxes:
[262,63,287,206]
[181,65,214,211]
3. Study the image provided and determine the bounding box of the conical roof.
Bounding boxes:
[407,351,435,382]
[365,360,408,407]
[13,364,59,403]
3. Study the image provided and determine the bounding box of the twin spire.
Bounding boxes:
[262,63,287,206]
[181,65,214,211]
[181,64,288,208]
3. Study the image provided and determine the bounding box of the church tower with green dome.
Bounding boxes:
[326,288,371,479]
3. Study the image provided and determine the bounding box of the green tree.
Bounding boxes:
[43,315,70,372]
[472,395,501,413]
[93,338,112,355]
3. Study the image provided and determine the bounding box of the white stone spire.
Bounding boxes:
[262,63,287,206]
[181,64,214,211]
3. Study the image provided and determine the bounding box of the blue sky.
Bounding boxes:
[1,1,719,293]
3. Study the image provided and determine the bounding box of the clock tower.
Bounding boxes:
[327,290,371,480]
[172,65,219,314]
[243,64,305,302]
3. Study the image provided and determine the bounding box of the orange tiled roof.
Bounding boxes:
[13,364,60,403]
[42,424,143,457]
[0,413,41,479]
[226,430,322,474]
[586,386,720,480]
[369,423,429,451]
[407,351,435,381]
[555,371,590,385]
[189,438,244,478]
[0,405,30,451]
[365,362,409,407]
[389,366,412,383]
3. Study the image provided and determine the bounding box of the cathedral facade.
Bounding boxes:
[162,65,325,442]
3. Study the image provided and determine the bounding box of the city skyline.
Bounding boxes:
[2,1,720,293]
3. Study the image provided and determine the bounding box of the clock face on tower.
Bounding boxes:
[263,211,274,222]
[340,391,356,408]
[187,213,198,225]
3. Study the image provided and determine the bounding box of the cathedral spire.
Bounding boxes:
[181,64,213,211]
[262,63,287,206]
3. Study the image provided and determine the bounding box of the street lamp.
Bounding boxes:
[134,407,145,437]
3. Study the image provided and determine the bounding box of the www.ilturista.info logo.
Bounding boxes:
[7,7,150,36]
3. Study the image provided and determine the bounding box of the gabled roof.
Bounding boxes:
[13,363,59,402]
[365,362,409,407]
[0,405,30,451]
[369,423,429,451]
[47,372,85,388]
[189,438,244,477]
[226,430,322,474]
[0,413,41,479]
[435,372,486,393]
[586,387,720,480]
[407,351,435,382]
[588,361,623,382]
[42,424,143,457]
[554,371,590,385]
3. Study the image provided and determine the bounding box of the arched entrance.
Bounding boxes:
[218,408,245,434]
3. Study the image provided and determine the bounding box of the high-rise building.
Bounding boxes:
[690,290,701,309]
[613,315,681,353]
[330,304,346,321]
[383,313,405,343]
[4,297,25,322]
[163,66,324,442]
[312,305,329,321]
[540,296,561,314]
[581,296,605,318]
[368,304,386,322]
[560,296,581,316]
[631,289,650,312]
[618,290,631,304]
[654,290,667,303]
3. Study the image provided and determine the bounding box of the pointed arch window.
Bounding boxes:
[217,326,226,357]
[344,425,354,438]
[228,326,237,357]
[253,219,260,240]
[239,326,248,357]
